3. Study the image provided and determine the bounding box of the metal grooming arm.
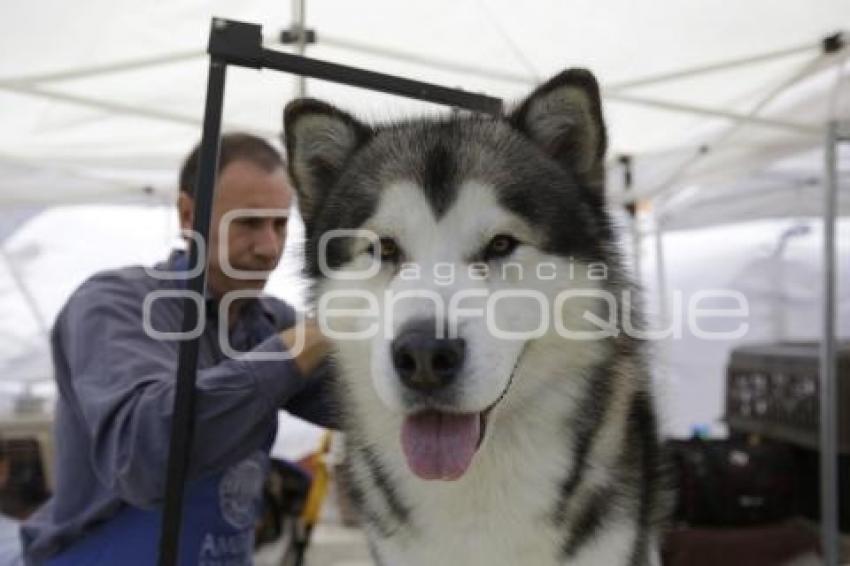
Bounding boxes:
[157,18,503,566]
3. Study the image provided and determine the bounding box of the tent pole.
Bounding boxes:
[318,34,824,93]
[654,216,669,380]
[0,49,206,87]
[2,83,201,125]
[619,155,642,280]
[0,28,287,88]
[157,55,227,566]
[292,0,307,97]
[607,40,822,92]
[0,82,276,135]
[820,119,843,566]
[620,38,847,208]
[605,92,820,135]
[319,34,534,85]
[627,50,844,207]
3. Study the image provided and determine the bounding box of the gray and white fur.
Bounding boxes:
[283,68,669,566]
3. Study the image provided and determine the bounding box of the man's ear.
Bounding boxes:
[283,99,372,226]
[177,192,194,233]
[509,68,607,191]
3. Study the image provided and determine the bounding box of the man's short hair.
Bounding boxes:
[179,132,285,196]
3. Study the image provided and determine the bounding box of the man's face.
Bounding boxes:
[179,159,292,299]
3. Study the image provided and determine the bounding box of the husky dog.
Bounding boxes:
[283,69,668,565]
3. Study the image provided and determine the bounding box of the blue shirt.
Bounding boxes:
[20,251,336,565]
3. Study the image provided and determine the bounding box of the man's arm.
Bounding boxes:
[277,322,340,429]
[284,359,340,429]
[56,274,324,509]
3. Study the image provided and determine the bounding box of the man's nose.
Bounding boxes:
[252,221,285,258]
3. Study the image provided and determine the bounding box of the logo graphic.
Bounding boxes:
[218,452,265,530]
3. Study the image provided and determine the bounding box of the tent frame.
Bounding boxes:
[821,119,848,566]
[156,17,503,566]
[0,24,839,139]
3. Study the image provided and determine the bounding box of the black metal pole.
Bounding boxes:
[206,18,503,116]
[258,47,503,116]
[820,120,840,566]
[157,57,226,566]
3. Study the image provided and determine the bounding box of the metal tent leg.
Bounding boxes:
[820,119,848,566]
[157,57,227,566]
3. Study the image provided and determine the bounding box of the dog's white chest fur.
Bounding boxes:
[359,432,639,566]
[351,387,640,566]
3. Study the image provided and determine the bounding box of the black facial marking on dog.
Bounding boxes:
[552,359,615,525]
[340,458,398,538]
[302,185,379,281]
[624,391,669,566]
[332,383,407,539]
[367,539,389,566]
[361,444,412,527]
[561,487,614,558]
[492,155,613,263]
[421,139,459,217]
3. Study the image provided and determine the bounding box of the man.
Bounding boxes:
[21,133,335,565]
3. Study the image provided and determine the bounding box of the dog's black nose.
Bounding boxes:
[391,323,466,393]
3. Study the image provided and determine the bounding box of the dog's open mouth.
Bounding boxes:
[400,410,483,481]
[399,349,524,481]
[400,405,505,481]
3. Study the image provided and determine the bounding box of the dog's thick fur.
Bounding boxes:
[284,69,668,565]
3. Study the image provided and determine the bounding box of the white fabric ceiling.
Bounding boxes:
[0,0,848,224]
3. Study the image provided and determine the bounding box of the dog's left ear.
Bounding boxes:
[509,68,607,190]
[283,98,372,227]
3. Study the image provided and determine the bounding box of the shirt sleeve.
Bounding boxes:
[261,297,341,430]
[54,274,310,509]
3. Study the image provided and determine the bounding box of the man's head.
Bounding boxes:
[178,133,293,299]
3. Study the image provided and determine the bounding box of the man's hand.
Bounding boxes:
[279,319,331,376]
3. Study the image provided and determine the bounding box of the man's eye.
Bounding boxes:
[238,217,262,228]
[483,234,520,261]
[367,237,401,262]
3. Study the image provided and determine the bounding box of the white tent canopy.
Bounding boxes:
[1,1,848,212]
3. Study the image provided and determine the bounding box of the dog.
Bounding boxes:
[283,68,668,565]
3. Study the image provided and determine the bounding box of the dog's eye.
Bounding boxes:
[483,234,519,261]
[368,237,401,262]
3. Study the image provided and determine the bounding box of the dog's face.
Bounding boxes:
[285,69,617,481]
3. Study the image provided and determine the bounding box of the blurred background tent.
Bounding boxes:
[0,0,849,436]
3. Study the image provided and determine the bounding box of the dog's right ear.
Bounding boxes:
[283,99,372,225]
[509,69,607,191]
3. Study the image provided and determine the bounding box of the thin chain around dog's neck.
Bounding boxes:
[497,343,526,405]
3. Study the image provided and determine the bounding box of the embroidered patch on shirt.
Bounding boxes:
[218,452,265,530]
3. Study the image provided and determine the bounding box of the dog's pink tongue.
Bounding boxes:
[401,412,480,481]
